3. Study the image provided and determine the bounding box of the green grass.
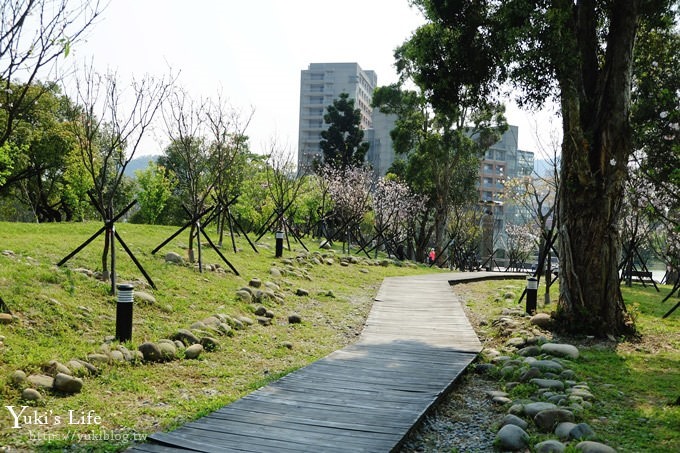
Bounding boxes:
[0,221,439,451]
[460,279,680,453]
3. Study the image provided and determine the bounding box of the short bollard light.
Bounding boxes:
[275,231,284,258]
[115,284,134,342]
[526,276,538,315]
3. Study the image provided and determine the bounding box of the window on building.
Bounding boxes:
[309,96,323,104]
[483,191,493,200]
[483,177,493,186]
[497,165,505,175]
[483,163,494,173]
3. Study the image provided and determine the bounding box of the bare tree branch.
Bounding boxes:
[1,0,104,145]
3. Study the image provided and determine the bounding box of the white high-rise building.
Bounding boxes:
[478,125,535,259]
[297,62,395,174]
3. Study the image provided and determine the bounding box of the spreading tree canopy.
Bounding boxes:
[372,83,505,261]
[405,0,677,336]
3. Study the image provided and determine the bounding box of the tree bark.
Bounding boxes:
[555,0,639,336]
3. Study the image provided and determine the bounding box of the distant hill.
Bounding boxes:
[124,155,160,177]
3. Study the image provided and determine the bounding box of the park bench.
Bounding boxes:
[626,270,654,281]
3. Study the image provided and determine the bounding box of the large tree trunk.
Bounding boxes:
[555,0,639,336]
[556,140,633,335]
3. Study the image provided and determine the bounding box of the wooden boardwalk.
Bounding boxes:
[127,271,525,453]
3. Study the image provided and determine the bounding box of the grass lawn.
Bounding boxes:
[459,278,680,453]
[2,221,678,452]
[0,221,438,451]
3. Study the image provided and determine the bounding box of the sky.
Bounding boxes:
[70,0,560,159]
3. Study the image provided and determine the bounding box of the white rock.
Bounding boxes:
[541,343,580,359]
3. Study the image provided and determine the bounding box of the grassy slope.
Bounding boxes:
[461,279,680,453]
[0,221,438,451]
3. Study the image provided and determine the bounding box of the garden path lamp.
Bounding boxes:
[115,284,134,342]
[526,277,538,315]
[275,231,284,258]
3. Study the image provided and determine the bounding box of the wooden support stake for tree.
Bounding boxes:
[58,198,153,294]
[0,296,11,315]
[198,225,240,275]
[151,206,213,255]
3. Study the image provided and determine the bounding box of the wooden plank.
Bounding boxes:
[300,356,464,377]
[156,420,391,451]
[125,444,194,453]
[154,421,355,452]
[219,404,411,429]
[151,429,321,453]
[268,377,441,399]
[265,367,439,388]
[243,387,430,410]
[233,394,412,420]
[198,411,404,438]
[264,371,448,392]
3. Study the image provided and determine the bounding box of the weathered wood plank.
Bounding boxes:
[125,444,191,453]
[151,429,319,453]
[154,421,388,451]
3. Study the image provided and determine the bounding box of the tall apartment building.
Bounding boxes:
[297,64,535,217]
[297,62,396,174]
[478,125,535,253]
[479,126,534,200]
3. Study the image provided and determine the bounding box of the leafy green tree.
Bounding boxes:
[0,81,80,221]
[61,149,95,221]
[289,173,326,237]
[319,93,369,169]
[372,82,505,261]
[134,162,176,225]
[632,14,679,215]
[158,136,212,241]
[0,142,17,188]
[406,0,676,336]
[230,153,269,233]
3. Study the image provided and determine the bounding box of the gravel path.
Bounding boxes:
[399,285,508,453]
[399,371,502,453]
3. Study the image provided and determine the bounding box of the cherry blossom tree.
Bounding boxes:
[371,177,427,259]
[321,164,373,253]
[504,222,537,272]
